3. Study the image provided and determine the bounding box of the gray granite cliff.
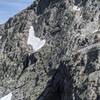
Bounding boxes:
[0,0,100,100]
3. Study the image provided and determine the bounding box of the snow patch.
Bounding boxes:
[0,93,12,100]
[73,6,80,11]
[27,26,46,52]
[0,36,2,39]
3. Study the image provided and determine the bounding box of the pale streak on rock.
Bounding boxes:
[75,42,100,54]
[0,93,12,100]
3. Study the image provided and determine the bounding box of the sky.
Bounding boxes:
[0,0,33,24]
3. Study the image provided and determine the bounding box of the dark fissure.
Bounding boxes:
[37,62,73,100]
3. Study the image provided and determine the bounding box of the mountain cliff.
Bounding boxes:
[0,0,100,100]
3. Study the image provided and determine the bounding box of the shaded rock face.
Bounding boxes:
[0,0,100,100]
[37,62,73,100]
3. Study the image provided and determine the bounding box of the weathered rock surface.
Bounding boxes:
[0,0,100,100]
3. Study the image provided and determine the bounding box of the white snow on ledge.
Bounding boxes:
[73,5,80,11]
[0,93,12,100]
[27,26,46,52]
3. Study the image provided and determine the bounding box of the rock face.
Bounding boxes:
[0,0,100,100]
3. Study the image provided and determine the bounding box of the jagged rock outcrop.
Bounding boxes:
[0,0,100,100]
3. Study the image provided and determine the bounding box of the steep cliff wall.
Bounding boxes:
[0,0,100,100]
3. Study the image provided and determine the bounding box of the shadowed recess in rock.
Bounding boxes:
[84,47,99,74]
[37,0,62,15]
[37,62,73,100]
[97,95,100,100]
[17,53,37,80]
[23,53,37,68]
[74,0,88,6]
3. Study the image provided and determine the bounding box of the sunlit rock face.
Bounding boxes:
[0,0,100,100]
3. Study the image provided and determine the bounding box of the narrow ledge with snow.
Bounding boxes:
[27,26,46,52]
